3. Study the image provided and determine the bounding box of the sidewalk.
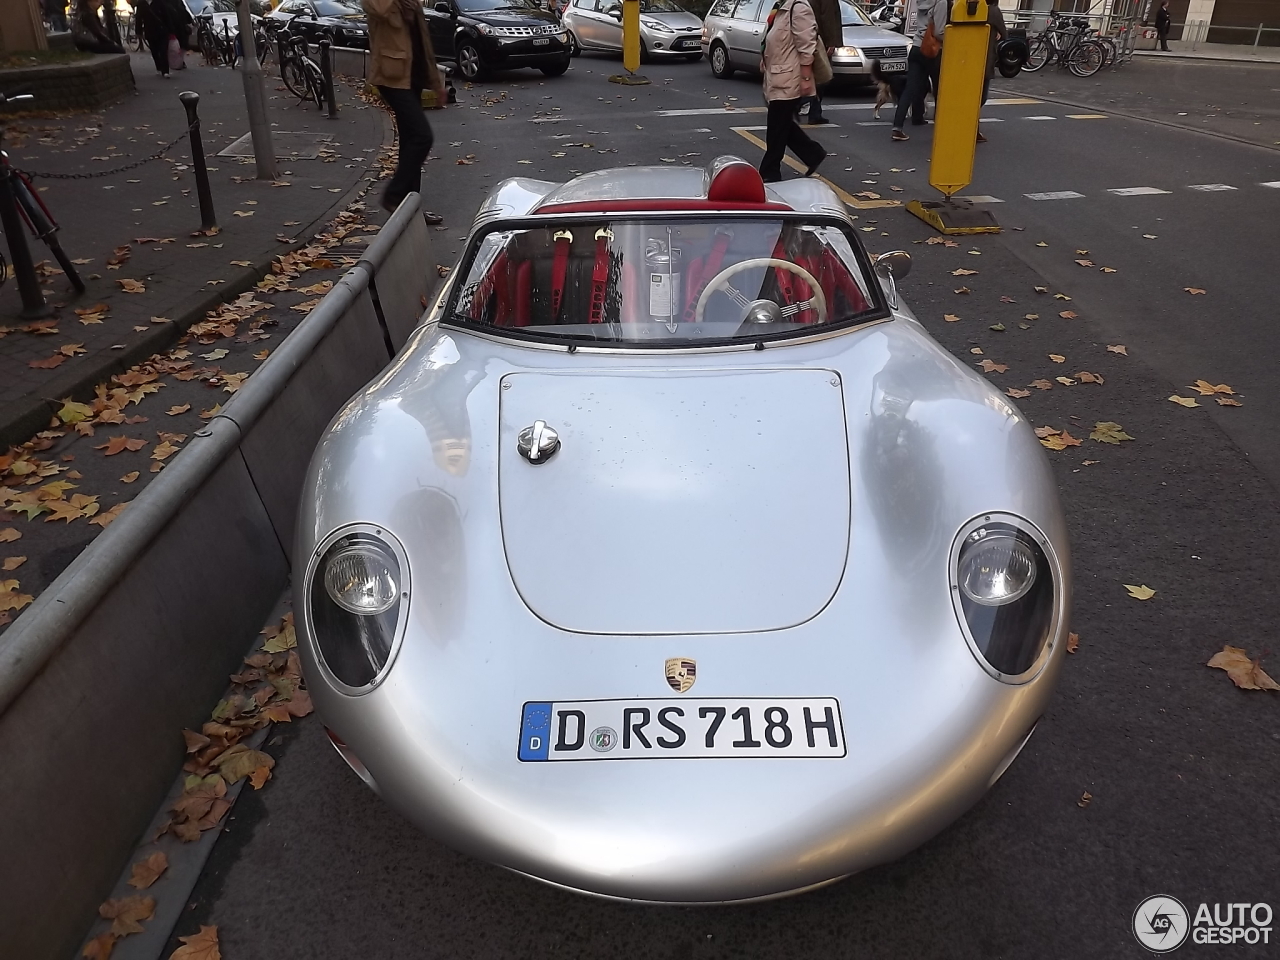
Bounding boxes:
[1134,41,1280,64]
[0,52,393,449]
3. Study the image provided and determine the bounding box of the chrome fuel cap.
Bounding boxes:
[517,420,560,464]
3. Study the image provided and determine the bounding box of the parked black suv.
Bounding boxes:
[425,0,572,79]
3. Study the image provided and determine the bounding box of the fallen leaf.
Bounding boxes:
[120,471,140,483]
[1206,645,1280,691]
[1100,267,1118,274]
[1074,259,1094,267]
[1054,294,1072,301]
[954,286,971,295]
[1059,310,1078,319]
[213,743,276,784]
[167,404,191,416]
[951,268,978,276]
[1030,379,1053,390]
[989,323,1006,332]
[1184,287,1206,295]
[89,503,128,528]
[1040,431,1082,450]
[1005,388,1031,399]
[1067,632,1079,653]
[29,354,67,369]
[1142,234,1157,239]
[1033,426,1060,438]
[128,852,168,890]
[199,404,222,420]
[1217,397,1243,407]
[170,925,221,960]
[1169,395,1200,407]
[1107,344,1128,355]
[1034,285,1048,293]
[1035,241,1048,248]
[98,895,155,937]
[1055,376,1077,386]
[96,436,146,456]
[1076,371,1104,384]
[1190,380,1235,396]
[1077,791,1092,809]
[943,314,961,322]
[249,765,272,789]
[117,279,145,293]
[1048,354,1065,363]
[2,557,25,571]
[970,347,984,355]
[1024,313,1039,321]
[1124,583,1156,600]
[0,580,34,613]
[0,529,21,543]
[977,360,1008,373]
[151,441,179,462]
[81,931,116,960]
[1091,422,1134,444]
[1075,249,1089,256]
[58,400,94,424]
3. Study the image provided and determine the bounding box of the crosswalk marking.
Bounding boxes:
[957,195,1005,203]
[1025,191,1085,200]
[1066,114,1108,119]
[1107,187,1172,196]
[1025,116,1057,121]
[1187,183,1237,191]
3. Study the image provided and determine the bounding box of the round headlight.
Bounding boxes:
[958,528,1037,606]
[324,542,399,615]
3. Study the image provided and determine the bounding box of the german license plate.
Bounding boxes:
[677,38,698,48]
[532,37,550,45]
[518,698,845,761]
[880,59,907,71]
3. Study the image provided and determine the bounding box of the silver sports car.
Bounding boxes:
[296,157,1071,903]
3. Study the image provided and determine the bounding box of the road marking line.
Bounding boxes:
[657,99,1042,118]
[730,128,901,209]
[1025,190,1085,200]
[1186,183,1237,191]
[987,97,1043,104]
[857,121,891,126]
[1025,115,1058,120]
[957,195,1005,203]
[978,117,1004,122]
[1262,181,1280,188]
[1107,186,1172,196]
[800,122,841,128]
[1066,114,1108,119]
[657,105,767,116]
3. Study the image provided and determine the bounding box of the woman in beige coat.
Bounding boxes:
[758,0,827,183]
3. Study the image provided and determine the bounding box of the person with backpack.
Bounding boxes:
[891,0,947,141]
[758,0,827,183]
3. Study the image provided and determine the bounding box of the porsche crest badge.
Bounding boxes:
[664,658,697,693]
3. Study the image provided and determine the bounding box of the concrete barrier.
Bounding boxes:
[0,196,436,960]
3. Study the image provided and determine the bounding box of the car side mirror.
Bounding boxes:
[606,6,622,18]
[872,250,911,280]
[434,1,452,11]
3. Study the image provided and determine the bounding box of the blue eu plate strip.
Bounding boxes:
[518,701,553,761]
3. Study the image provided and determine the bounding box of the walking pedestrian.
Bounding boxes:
[977,0,1005,142]
[799,0,841,124]
[1155,0,1171,51]
[891,0,946,141]
[157,0,193,63]
[364,0,449,220]
[44,0,69,32]
[136,0,173,76]
[758,0,827,182]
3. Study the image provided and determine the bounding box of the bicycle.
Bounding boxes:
[1023,12,1106,77]
[194,14,238,67]
[0,92,86,303]
[275,18,326,107]
[123,12,148,52]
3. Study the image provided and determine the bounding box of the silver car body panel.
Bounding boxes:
[564,0,703,56]
[296,168,1071,903]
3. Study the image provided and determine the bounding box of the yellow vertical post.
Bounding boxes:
[622,0,642,73]
[906,0,1000,233]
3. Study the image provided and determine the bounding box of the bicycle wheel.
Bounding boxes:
[282,56,310,98]
[199,27,220,65]
[305,60,325,107]
[1098,36,1118,67]
[1023,36,1051,72]
[1068,39,1105,77]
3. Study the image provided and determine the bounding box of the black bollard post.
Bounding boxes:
[0,165,51,319]
[178,92,218,232]
[319,39,339,119]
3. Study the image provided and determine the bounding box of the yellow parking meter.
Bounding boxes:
[906,0,1001,234]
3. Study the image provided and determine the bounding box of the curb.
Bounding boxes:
[991,85,1280,156]
[0,100,395,453]
[1132,50,1280,65]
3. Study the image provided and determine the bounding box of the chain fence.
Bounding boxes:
[12,121,197,181]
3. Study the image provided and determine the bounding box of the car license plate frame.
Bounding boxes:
[532,37,551,45]
[518,697,846,761]
[880,59,907,72]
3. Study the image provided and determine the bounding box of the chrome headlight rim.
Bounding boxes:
[304,522,411,697]
[948,512,1064,685]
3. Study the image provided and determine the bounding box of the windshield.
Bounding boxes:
[457,0,544,12]
[840,0,872,25]
[187,0,237,12]
[641,0,686,11]
[447,216,883,347]
[313,0,363,13]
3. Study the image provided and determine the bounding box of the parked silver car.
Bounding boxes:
[563,0,704,60]
[296,156,1071,903]
[702,0,909,79]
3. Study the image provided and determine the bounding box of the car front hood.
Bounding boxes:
[841,24,910,47]
[472,11,560,25]
[497,367,851,635]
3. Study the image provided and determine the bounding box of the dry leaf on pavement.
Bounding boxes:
[1184,287,1206,295]
[128,852,168,890]
[951,268,978,276]
[954,286,971,295]
[1,579,34,613]
[1206,645,1280,691]
[1091,422,1134,444]
[943,314,960,322]
[81,931,116,960]
[1076,371,1104,384]
[1107,344,1127,355]
[117,279,146,293]
[98,895,155,937]
[1067,633,1079,653]
[1006,388,1031,399]
[170,925,221,960]
[1169,395,1200,407]
[1049,354,1065,363]
[1059,310,1078,319]
[1077,791,1092,808]
[1124,584,1156,600]
[167,404,191,416]
[1040,431,1082,451]
[1217,397,1243,407]
[2,557,25,571]
[212,743,276,784]
[977,360,1008,373]
[0,529,21,543]
[1189,380,1234,396]
[1030,379,1053,390]
[96,436,146,456]
[89,503,128,528]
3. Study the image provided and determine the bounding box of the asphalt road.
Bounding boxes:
[166,54,1279,959]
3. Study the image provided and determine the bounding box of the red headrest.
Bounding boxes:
[707,159,767,204]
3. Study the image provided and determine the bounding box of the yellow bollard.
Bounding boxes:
[623,0,641,73]
[906,0,1000,234]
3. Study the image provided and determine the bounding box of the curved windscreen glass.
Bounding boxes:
[446,216,886,346]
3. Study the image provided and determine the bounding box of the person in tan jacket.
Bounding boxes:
[758,0,827,183]
[364,0,448,216]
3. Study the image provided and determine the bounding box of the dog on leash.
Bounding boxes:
[870,59,912,120]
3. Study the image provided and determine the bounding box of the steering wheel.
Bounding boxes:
[694,258,828,326]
